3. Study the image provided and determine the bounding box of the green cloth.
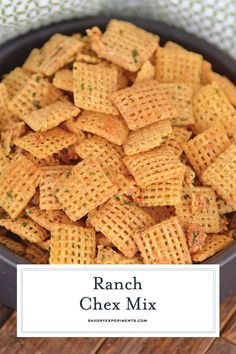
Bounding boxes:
[0,0,236,58]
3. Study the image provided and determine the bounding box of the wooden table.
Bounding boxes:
[0,293,235,354]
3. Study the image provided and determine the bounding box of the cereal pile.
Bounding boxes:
[0,19,235,264]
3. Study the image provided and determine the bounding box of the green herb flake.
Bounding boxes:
[32,100,41,109]
[35,76,41,83]
[115,195,121,201]
[6,191,13,199]
[131,48,139,63]
[66,170,72,178]
[27,209,32,214]
[22,222,28,227]
[32,92,36,98]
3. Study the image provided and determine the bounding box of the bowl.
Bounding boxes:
[0,16,235,309]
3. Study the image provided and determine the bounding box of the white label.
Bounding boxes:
[17,265,219,337]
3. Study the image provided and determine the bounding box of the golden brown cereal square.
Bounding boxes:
[8,74,67,121]
[0,154,41,218]
[123,120,172,155]
[26,206,73,231]
[75,110,129,145]
[161,126,192,157]
[155,47,202,91]
[123,148,185,187]
[39,165,72,210]
[91,19,158,72]
[73,62,118,115]
[203,68,236,106]
[0,217,47,243]
[184,122,231,176]
[75,135,128,177]
[24,34,82,76]
[90,197,155,258]
[2,67,31,99]
[175,187,220,233]
[192,234,233,263]
[50,224,96,264]
[160,83,194,125]
[133,216,192,264]
[140,168,186,207]
[55,159,118,221]
[1,121,26,155]
[111,80,177,130]
[202,144,236,209]
[15,128,77,159]
[53,69,73,92]
[192,81,236,135]
[23,101,80,132]
[23,48,44,73]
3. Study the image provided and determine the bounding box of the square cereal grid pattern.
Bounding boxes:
[3,67,31,99]
[8,74,66,121]
[75,110,129,146]
[26,207,72,231]
[160,83,194,125]
[0,217,47,243]
[36,34,82,76]
[73,62,118,115]
[123,149,185,187]
[75,135,128,176]
[39,166,72,210]
[0,154,41,218]
[176,187,220,233]
[202,144,236,209]
[133,216,192,264]
[156,47,202,91]
[55,159,118,221]
[15,128,77,159]
[50,224,96,264]
[90,197,155,258]
[140,168,186,207]
[192,234,233,263]
[23,101,80,132]
[92,19,158,72]
[111,80,177,130]
[184,122,231,176]
[123,120,172,155]
[192,81,236,135]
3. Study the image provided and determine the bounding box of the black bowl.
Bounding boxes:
[0,17,236,309]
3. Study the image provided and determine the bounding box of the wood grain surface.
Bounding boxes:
[0,292,235,354]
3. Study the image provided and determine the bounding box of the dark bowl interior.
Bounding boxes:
[0,16,235,308]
